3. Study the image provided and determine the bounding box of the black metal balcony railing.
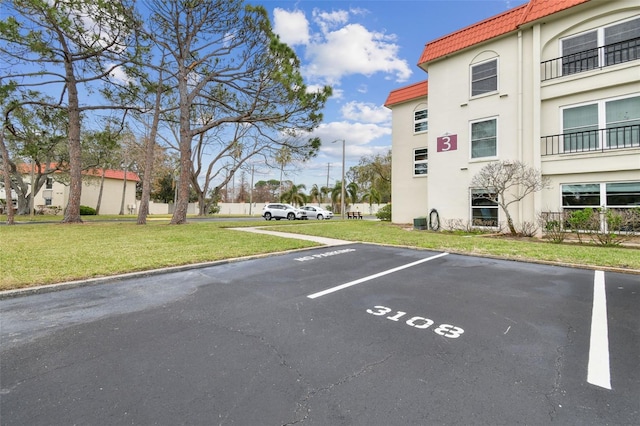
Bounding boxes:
[541,124,640,156]
[541,36,640,81]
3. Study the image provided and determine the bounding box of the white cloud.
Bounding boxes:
[106,64,132,84]
[272,6,412,86]
[312,121,391,147]
[303,23,411,85]
[341,101,390,124]
[273,8,310,46]
[312,9,349,35]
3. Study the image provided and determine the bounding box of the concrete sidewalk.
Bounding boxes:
[229,227,352,246]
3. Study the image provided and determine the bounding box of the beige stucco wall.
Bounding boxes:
[389,0,639,230]
[390,100,429,223]
[33,177,138,215]
[425,34,523,227]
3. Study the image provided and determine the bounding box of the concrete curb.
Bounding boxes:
[0,228,353,300]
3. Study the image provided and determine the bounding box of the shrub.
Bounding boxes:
[376,204,391,221]
[79,205,97,215]
[539,211,570,243]
[517,221,538,237]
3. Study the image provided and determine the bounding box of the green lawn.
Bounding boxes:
[1,218,638,291]
[0,220,317,290]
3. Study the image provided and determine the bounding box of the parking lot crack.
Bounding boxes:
[544,324,575,421]
[284,354,393,425]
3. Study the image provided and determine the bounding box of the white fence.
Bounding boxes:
[136,201,386,216]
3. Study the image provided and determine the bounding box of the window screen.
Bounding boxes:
[562,31,598,75]
[414,109,428,133]
[562,104,599,151]
[414,148,428,176]
[605,18,640,65]
[471,119,497,158]
[471,60,497,96]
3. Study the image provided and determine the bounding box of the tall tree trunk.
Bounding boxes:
[119,166,128,215]
[170,79,192,225]
[95,168,106,214]
[197,191,206,216]
[0,128,15,225]
[137,71,164,225]
[136,136,153,224]
[62,68,83,223]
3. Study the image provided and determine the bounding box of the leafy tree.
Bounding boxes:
[142,0,331,224]
[254,179,280,202]
[470,160,549,235]
[1,0,144,223]
[82,124,125,215]
[2,103,68,215]
[348,150,391,203]
[152,172,176,203]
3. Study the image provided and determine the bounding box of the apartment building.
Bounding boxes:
[385,0,639,230]
[2,166,140,215]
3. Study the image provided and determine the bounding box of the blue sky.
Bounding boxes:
[257,0,528,189]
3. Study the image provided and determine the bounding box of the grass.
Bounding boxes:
[1,217,638,291]
[0,220,317,290]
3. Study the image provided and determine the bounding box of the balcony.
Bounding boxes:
[541,124,640,156]
[541,36,640,81]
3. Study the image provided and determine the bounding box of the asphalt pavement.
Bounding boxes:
[1,232,638,425]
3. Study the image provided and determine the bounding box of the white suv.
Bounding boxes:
[262,203,307,221]
[300,205,333,220]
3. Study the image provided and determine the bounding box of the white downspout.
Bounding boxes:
[518,30,523,226]
[532,23,543,237]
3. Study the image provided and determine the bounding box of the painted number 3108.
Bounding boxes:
[366,306,464,339]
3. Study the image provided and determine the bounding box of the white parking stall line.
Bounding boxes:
[307,252,449,299]
[587,270,611,390]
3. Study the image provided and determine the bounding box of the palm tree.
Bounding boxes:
[281,183,307,206]
[275,146,291,200]
[331,182,342,213]
[347,182,359,205]
[320,185,331,205]
[362,188,381,214]
[309,184,321,204]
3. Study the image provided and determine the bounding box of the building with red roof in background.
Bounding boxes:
[2,164,140,215]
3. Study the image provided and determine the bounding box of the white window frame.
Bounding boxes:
[414,108,428,134]
[561,181,640,232]
[413,147,428,176]
[469,117,498,160]
[560,93,640,151]
[470,188,499,228]
[470,58,498,97]
[559,15,640,74]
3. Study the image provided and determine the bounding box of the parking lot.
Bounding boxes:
[1,243,638,425]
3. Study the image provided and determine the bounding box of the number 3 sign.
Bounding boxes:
[437,134,457,152]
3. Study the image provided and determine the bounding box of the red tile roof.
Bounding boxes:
[16,163,140,182]
[85,168,141,182]
[384,80,428,107]
[419,0,590,65]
